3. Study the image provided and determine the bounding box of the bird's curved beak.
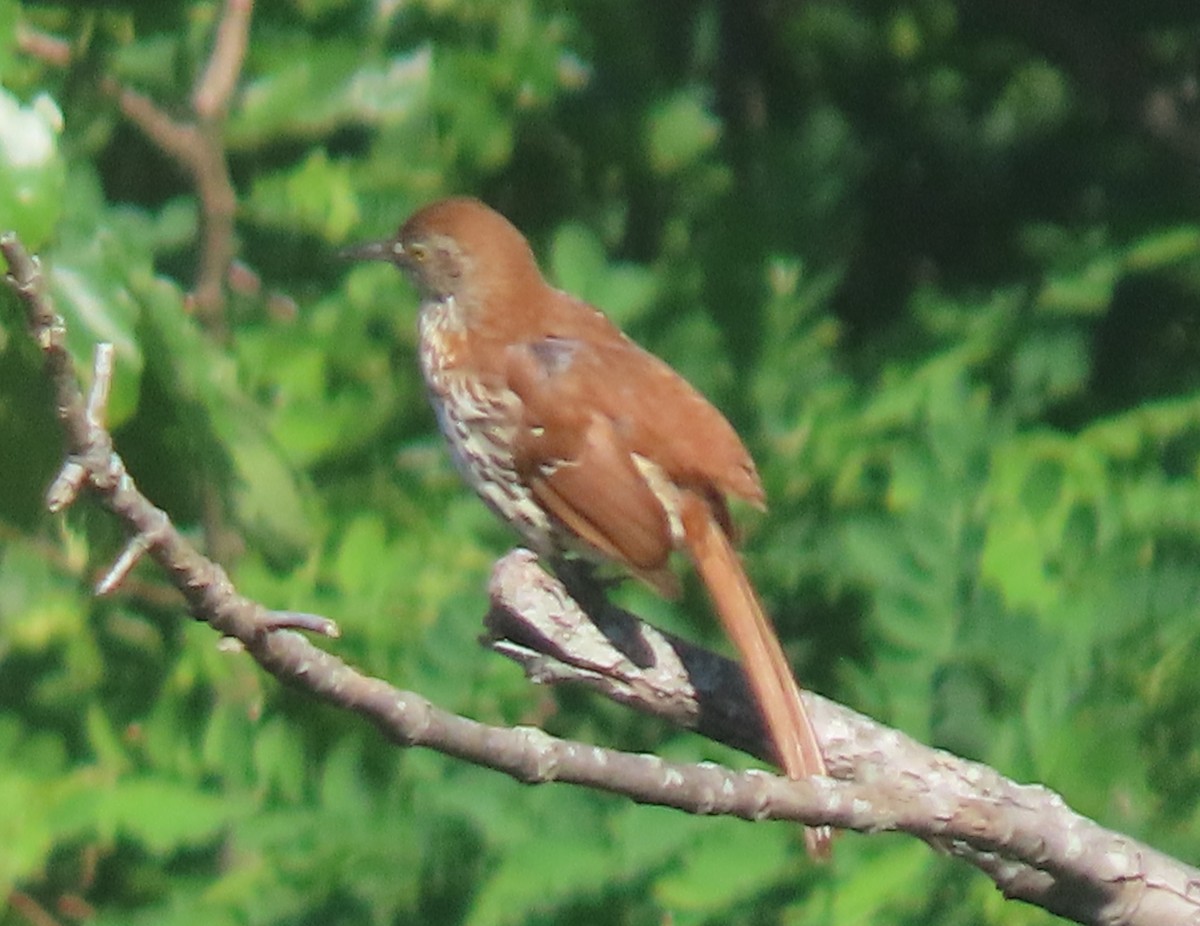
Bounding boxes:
[338,238,403,264]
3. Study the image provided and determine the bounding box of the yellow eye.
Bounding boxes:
[408,242,428,262]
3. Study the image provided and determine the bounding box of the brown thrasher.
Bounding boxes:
[343,198,830,856]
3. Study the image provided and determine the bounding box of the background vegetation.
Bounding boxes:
[3,1,1200,923]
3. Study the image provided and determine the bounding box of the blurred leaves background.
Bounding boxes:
[3,1,1200,923]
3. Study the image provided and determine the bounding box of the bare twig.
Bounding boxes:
[85,343,114,430]
[6,891,60,926]
[95,529,156,596]
[0,519,184,610]
[193,0,254,120]
[18,5,250,333]
[98,80,236,333]
[17,4,257,564]
[15,23,72,68]
[4,233,1199,926]
[46,460,87,513]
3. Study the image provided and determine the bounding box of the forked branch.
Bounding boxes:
[17,0,253,331]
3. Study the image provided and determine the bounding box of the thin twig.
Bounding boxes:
[15,23,71,68]
[18,8,249,333]
[193,0,254,120]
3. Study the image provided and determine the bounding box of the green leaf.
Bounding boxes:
[982,60,1071,147]
[246,148,362,242]
[0,2,16,79]
[549,222,607,297]
[48,259,143,425]
[0,540,88,653]
[91,778,250,855]
[0,88,66,250]
[980,433,1104,612]
[318,738,372,817]
[85,703,131,776]
[433,48,514,171]
[466,833,615,926]
[137,278,316,555]
[0,767,56,897]
[332,513,389,594]
[653,819,793,911]
[1123,225,1200,272]
[548,222,657,327]
[226,412,316,552]
[646,88,722,174]
[230,44,431,147]
[609,804,704,875]
[252,718,307,804]
[826,840,931,925]
[1036,255,1118,316]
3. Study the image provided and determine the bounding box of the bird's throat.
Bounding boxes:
[418,295,470,375]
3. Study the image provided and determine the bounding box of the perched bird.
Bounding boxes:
[342,198,830,856]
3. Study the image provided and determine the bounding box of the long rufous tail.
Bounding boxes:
[681,494,832,859]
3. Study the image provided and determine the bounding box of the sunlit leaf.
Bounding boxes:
[647,88,721,175]
[0,89,65,250]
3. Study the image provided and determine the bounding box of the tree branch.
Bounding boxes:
[3,234,1198,926]
[18,4,249,334]
[193,0,254,121]
[18,5,255,567]
[485,552,1199,924]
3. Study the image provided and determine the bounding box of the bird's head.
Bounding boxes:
[341,197,544,318]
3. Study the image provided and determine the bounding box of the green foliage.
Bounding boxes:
[4,1,1200,924]
[0,87,65,251]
